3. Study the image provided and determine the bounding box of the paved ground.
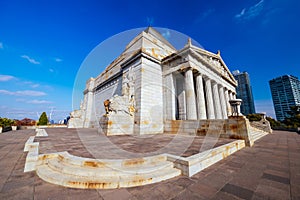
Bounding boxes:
[35,128,235,158]
[0,129,299,199]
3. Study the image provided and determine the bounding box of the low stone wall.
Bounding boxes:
[166,139,245,176]
[250,120,272,133]
[20,125,67,130]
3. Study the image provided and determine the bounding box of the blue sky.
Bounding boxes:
[0,0,299,121]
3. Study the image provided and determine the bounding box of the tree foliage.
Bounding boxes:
[0,118,15,127]
[266,117,282,129]
[246,113,262,122]
[283,106,300,129]
[37,112,48,125]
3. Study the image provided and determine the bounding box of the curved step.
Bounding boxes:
[55,152,167,168]
[47,157,174,177]
[36,163,181,189]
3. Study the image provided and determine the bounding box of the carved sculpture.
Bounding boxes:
[104,99,111,114]
[104,67,136,117]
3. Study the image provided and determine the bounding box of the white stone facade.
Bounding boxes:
[69,27,237,135]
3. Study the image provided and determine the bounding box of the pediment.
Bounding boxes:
[189,47,237,86]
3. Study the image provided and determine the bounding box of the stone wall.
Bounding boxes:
[250,120,272,133]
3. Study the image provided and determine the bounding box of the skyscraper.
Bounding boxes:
[269,75,300,121]
[232,70,256,115]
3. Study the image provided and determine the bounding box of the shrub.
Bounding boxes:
[246,114,262,122]
[0,118,15,127]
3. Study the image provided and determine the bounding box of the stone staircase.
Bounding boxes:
[249,126,269,142]
[164,120,226,136]
[35,152,181,189]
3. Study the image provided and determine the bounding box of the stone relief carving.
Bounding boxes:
[103,67,136,117]
[123,67,135,98]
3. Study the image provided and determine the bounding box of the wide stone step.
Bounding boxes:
[55,152,167,168]
[36,163,181,189]
[47,157,174,177]
[251,131,268,142]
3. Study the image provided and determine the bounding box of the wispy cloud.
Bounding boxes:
[194,8,215,24]
[0,89,46,96]
[0,75,16,81]
[21,55,40,65]
[235,0,264,22]
[49,68,54,73]
[31,84,40,88]
[54,58,63,62]
[23,81,40,88]
[0,42,3,49]
[27,99,52,104]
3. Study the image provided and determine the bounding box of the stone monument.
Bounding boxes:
[70,27,239,135]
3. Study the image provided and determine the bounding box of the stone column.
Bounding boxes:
[204,78,215,119]
[196,73,207,119]
[164,73,176,120]
[219,86,227,119]
[224,89,232,116]
[212,81,222,119]
[83,78,96,128]
[185,69,197,120]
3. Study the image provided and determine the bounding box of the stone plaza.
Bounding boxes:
[0,128,299,199]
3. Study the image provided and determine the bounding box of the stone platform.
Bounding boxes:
[35,128,237,158]
[25,128,244,188]
[0,129,299,199]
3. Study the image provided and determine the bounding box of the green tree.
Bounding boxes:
[246,113,262,122]
[37,112,48,125]
[283,106,300,128]
[266,117,282,129]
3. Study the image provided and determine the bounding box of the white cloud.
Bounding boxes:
[49,68,54,73]
[0,89,46,96]
[235,0,264,22]
[0,75,15,81]
[21,55,40,65]
[0,42,3,49]
[55,58,63,62]
[27,100,52,104]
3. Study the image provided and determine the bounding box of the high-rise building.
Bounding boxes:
[269,75,300,121]
[232,70,256,115]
